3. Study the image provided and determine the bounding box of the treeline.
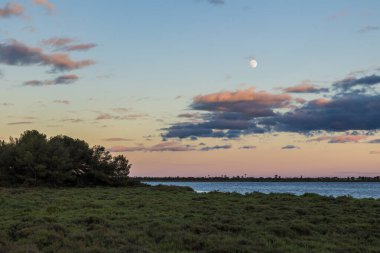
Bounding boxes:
[136,176,380,182]
[0,130,133,187]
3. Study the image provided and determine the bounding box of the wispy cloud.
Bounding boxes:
[281,145,300,150]
[328,11,347,20]
[53,100,70,105]
[0,2,24,18]
[283,83,329,94]
[309,135,367,143]
[200,144,231,151]
[359,26,380,33]
[7,121,33,125]
[24,75,79,86]
[207,0,225,5]
[108,142,196,152]
[103,138,133,142]
[42,37,97,52]
[32,0,54,13]
[239,145,256,150]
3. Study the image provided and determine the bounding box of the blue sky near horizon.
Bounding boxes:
[1,0,380,177]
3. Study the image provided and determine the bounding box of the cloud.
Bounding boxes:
[308,135,367,143]
[328,135,367,143]
[283,84,329,93]
[239,145,256,150]
[200,144,231,151]
[359,26,380,33]
[206,0,225,5]
[53,100,70,105]
[192,87,292,117]
[108,146,145,152]
[42,38,73,47]
[329,11,347,20]
[0,40,95,72]
[7,121,33,125]
[60,118,84,123]
[95,112,147,121]
[0,2,24,18]
[32,0,54,12]
[103,138,133,142]
[163,73,380,140]
[368,139,380,144]
[42,37,97,52]
[333,74,380,92]
[269,94,380,133]
[281,145,299,149]
[24,74,79,86]
[108,142,195,152]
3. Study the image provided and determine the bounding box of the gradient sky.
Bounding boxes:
[1,0,380,177]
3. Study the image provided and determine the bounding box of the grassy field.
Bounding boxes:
[0,186,379,253]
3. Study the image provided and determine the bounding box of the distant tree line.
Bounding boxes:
[136,176,380,182]
[0,130,133,187]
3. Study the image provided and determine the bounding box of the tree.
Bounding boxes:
[0,130,132,187]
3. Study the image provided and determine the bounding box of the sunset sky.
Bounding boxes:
[1,0,380,177]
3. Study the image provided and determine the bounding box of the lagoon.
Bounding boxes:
[145,181,380,198]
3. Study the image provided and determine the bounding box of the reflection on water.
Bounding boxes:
[145,181,380,199]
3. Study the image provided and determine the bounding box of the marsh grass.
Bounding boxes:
[0,186,379,253]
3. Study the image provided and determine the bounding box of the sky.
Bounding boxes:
[1,0,380,177]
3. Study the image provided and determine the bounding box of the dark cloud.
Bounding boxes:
[333,75,380,92]
[24,75,79,86]
[0,2,24,18]
[200,144,231,151]
[281,145,299,149]
[163,74,380,140]
[239,145,256,149]
[270,94,380,133]
[0,40,95,72]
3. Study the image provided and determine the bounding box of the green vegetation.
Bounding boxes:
[1,186,379,253]
[0,130,131,187]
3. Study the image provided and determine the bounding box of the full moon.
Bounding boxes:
[250,59,258,69]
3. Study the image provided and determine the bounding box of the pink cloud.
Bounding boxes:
[309,135,367,143]
[194,87,291,106]
[32,0,54,12]
[0,2,24,18]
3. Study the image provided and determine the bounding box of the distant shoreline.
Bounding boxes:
[136,176,380,182]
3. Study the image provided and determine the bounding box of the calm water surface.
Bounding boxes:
[144,181,380,199]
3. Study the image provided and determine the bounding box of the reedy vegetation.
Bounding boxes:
[0,186,379,253]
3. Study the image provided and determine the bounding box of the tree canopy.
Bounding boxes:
[0,130,132,187]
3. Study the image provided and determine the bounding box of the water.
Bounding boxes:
[144,181,380,199]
